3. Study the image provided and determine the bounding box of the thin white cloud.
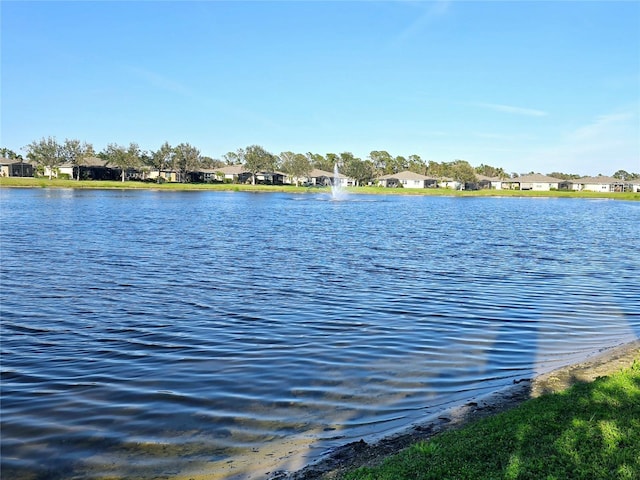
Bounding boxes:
[389,0,452,48]
[567,111,635,142]
[472,102,548,117]
[520,106,640,175]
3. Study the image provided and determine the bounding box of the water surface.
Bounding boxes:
[1,189,638,479]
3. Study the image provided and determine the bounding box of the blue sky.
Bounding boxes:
[2,1,639,175]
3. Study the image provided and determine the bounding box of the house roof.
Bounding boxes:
[511,174,564,183]
[83,156,109,167]
[476,174,503,181]
[58,156,109,168]
[308,168,334,178]
[217,165,247,175]
[378,170,435,181]
[574,176,623,184]
[0,157,32,166]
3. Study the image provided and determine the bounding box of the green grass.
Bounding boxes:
[343,360,640,480]
[1,177,639,200]
[0,177,316,193]
[354,185,640,200]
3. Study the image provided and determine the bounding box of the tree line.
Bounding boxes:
[1,139,638,185]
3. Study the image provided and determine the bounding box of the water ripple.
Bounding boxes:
[1,190,638,479]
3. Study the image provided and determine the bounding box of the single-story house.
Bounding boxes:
[210,165,287,184]
[305,168,333,186]
[44,156,119,180]
[214,165,252,183]
[377,171,438,188]
[1,158,34,177]
[570,176,627,193]
[255,171,286,185]
[504,174,568,191]
[148,170,179,182]
[476,175,504,190]
[438,177,463,190]
[302,168,352,187]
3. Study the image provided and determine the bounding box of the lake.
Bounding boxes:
[1,188,639,479]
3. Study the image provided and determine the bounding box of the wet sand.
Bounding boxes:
[277,340,640,480]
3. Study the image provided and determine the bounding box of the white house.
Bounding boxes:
[378,171,438,189]
[438,177,462,190]
[506,174,565,191]
[300,168,354,187]
[214,165,250,183]
[147,170,179,182]
[44,156,114,180]
[1,158,33,177]
[476,175,503,190]
[570,176,626,193]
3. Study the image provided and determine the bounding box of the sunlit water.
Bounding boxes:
[1,189,639,479]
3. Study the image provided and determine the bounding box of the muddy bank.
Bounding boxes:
[274,340,639,480]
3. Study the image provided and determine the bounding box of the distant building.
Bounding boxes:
[377,171,438,189]
[0,158,34,177]
[505,174,567,191]
[570,176,626,193]
[475,175,504,190]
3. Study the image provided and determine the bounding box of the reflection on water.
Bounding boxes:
[1,189,639,479]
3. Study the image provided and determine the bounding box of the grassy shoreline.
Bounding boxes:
[1,177,639,200]
[287,342,640,480]
[340,357,640,480]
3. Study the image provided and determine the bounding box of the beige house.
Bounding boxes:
[378,171,438,188]
[147,170,179,182]
[438,177,463,190]
[506,174,565,191]
[44,156,118,180]
[570,176,626,193]
[209,165,287,184]
[476,175,504,190]
[300,168,353,187]
[1,158,33,177]
[304,168,332,186]
[214,165,251,183]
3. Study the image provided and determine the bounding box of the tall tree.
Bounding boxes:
[337,152,357,184]
[278,151,295,173]
[0,147,23,160]
[223,150,243,165]
[613,170,631,181]
[325,153,340,171]
[368,151,394,175]
[25,136,62,179]
[449,159,477,188]
[547,171,581,180]
[338,152,357,164]
[150,142,174,183]
[200,156,224,169]
[475,164,508,179]
[279,151,311,186]
[61,139,94,180]
[342,155,375,186]
[173,143,202,182]
[393,155,409,173]
[244,145,275,185]
[306,152,330,172]
[103,143,140,182]
[407,154,426,174]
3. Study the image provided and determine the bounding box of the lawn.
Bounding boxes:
[343,360,640,480]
